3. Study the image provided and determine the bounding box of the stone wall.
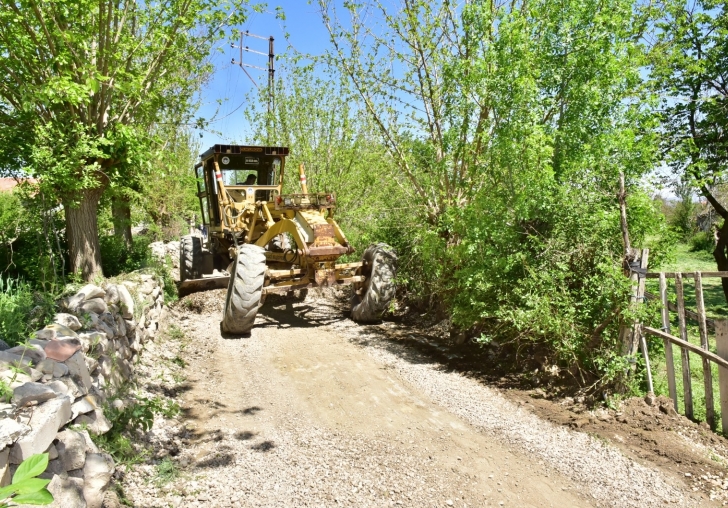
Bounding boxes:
[0,272,166,508]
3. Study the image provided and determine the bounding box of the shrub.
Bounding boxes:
[689,231,715,254]
[0,278,33,346]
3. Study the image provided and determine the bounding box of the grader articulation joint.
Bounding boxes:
[177,144,397,333]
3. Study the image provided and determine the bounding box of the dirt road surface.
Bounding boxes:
[120,291,711,508]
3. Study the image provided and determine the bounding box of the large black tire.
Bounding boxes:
[351,243,397,323]
[221,244,266,334]
[180,235,203,282]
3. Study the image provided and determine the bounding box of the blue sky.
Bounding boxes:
[194,1,332,149]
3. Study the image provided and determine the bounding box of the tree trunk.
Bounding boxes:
[64,187,104,282]
[112,195,133,249]
[714,220,728,303]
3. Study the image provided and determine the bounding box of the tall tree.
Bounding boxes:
[651,0,728,300]
[0,0,249,280]
[318,0,651,228]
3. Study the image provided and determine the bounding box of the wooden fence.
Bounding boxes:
[641,271,728,433]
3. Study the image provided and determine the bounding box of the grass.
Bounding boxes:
[154,457,181,486]
[650,243,728,319]
[647,243,728,432]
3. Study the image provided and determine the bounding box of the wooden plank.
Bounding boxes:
[715,321,728,435]
[644,327,728,370]
[620,250,642,357]
[636,249,653,393]
[646,271,728,279]
[644,291,715,332]
[695,272,715,429]
[659,273,678,410]
[676,273,694,420]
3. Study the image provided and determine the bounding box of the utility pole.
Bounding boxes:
[232,31,275,141]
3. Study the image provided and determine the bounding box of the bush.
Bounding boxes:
[0,278,54,347]
[99,235,154,277]
[689,231,715,254]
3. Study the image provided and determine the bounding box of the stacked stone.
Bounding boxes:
[0,273,166,508]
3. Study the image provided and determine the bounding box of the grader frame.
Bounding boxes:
[178,144,396,333]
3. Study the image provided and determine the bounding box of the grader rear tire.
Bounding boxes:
[180,235,203,282]
[221,244,266,334]
[351,243,397,323]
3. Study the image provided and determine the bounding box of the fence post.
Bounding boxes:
[676,273,693,420]
[695,272,715,429]
[715,320,728,435]
[660,272,678,410]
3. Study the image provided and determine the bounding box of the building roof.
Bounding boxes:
[0,178,36,192]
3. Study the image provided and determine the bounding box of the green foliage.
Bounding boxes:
[689,231,715,254]
[0,189,68,289]
[0,278,54,347]
[99,235,153,278]
[94,397,180,464]
[154,458,180,487]
[0,453,53,506]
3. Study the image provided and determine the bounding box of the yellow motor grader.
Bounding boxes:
[177,144,397,333]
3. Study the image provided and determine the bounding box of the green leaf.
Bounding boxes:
[10,478,50,494]
[0,484,17,499]
[11,488,54,505]
[12,454,48,483]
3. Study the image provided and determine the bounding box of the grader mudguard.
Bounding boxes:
[177,144,397,333]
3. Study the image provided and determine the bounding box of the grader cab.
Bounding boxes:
[177,144,396,333]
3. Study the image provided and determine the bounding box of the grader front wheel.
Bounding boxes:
[351,243,397,323]
[221,244,267,334]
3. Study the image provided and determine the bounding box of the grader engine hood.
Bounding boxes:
[294,210,349,258]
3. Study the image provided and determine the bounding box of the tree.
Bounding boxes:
[244,59,403,246]
[318,0,652,228]
[0,0,249,280]
[651,0,728,299]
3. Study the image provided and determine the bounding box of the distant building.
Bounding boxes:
[0,178,37,192]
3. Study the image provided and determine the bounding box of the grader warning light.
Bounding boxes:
[178,144,397,333]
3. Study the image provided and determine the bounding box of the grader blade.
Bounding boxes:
[177,275,229,298]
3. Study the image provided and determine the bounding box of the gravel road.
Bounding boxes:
[120,291,711,507]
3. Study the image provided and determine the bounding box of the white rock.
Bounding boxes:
[53,362,68,378]
[117,285,134,319]
[47,443,58,460]
[63,351,91,393]
[46,380,69,397]
[38,359,57,375]
[78,284,106,301]
[83,452,114,508]
[44,474,86,508]
[12,382,57,407]
[115,316,127,338]
[5,345,45,365]
[0,351,30,369]
[80,298,108,315]
[71,395,98,420]
[104,285,120,305]
[45,323,78,338]
[78,430,99,454]
[0,418,30,448]
[55,429,88,471]
[73,408,111,435]
[55,376,83,399]
[54,313,82,331]
[9,396,71,464]
[97,356,112,379]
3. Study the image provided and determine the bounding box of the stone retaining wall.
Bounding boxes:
[0,272,166,508]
